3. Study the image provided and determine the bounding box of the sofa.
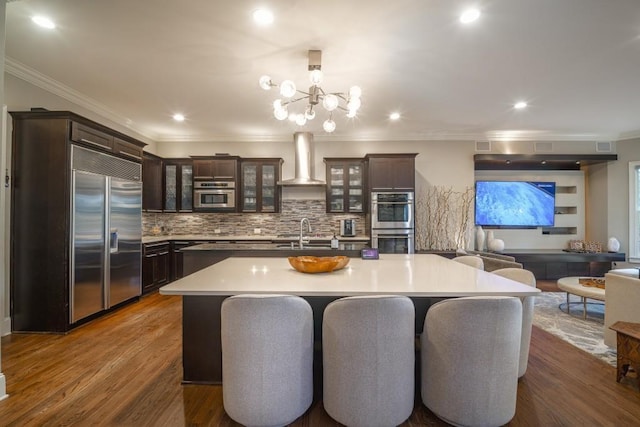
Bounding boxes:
[456,250,523,272]
[604,268,640,347]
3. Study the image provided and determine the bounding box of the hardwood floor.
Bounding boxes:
[1,291,639,427]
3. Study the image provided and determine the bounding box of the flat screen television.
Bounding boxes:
[475,181,556,227]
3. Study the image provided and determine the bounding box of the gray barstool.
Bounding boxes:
[221,294,313,427]
[323,295,415,427]
[492,267,537,377]
[453,255,484,270]
[421,296,522,427]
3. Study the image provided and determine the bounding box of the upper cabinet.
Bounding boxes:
[366,154,417,191]
[164,159,193,213]
[142,152,163,212]
[192,156,239,181]
[324,158,365,213]
[240,158,283,213]
[69,120,144,161]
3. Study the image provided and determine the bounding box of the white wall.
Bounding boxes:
[1,0,8,401]
[606,138,640,255]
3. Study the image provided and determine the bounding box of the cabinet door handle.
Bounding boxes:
[157,251,169,256]
[213,175,234,180]
[145,253,158,258]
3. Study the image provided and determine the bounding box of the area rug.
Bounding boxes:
[533,292,617,366]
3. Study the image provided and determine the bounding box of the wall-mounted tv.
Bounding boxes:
[475,181,556,227]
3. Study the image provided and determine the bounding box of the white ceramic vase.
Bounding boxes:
[607,237,620,252]
[486,230,505,252]
[476,226,485,251]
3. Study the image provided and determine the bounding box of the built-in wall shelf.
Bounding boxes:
[542,227,577,235]
[556,186,577,194]
[555,206,577,215]
[474,154,617,171]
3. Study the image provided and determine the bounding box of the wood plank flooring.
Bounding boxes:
[1,290,639,426]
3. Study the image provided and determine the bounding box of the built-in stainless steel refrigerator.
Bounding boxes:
[70,145,142,323]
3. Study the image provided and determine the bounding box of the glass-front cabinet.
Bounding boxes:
[240,158,283,213]
[324,158,365,213]
[164,159,193,212]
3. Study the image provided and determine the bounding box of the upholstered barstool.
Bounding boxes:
[323,295,415,427]
[492,267,537,377]
[453,255,484,270]
[221,294,313,427]
[421,296,522,427]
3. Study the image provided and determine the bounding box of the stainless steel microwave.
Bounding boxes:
[194,181,235,209]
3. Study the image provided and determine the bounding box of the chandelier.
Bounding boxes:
[258,50,362,133]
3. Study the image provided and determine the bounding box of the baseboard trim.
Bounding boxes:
[1,317,10,337]
[0,374,6,401]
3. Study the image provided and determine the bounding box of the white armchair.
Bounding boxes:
[604,269,640,347]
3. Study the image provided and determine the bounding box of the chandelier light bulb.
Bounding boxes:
[322,94,339,111]
[309,69,323,85]
[323,119,336,133]
[273,99,283,110]
[295,114,307,126]
[305,107,316,120]
[288,112,298,122]
[259,75,273,91]
[274,107,288,121]
[347,97,361,112]
[346,109,357,118]
[280,80,297,98]
[349,86,362,99]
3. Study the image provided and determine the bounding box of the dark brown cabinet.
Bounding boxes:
[324,158,365,213]
[143,152,163,212]
[164,159,193,212]
[192,156,239,181]
[366,154,417,190]
[70,120,145,162]
[9,110,146,333]
[142,242,170,294]
[240,158,282,213]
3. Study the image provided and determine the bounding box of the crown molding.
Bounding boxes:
[617,129,640,141]
[4,56,158,141]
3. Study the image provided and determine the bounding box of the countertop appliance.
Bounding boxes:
[194,180,236,209]
[71,145,142,323]
[340,219,356,237]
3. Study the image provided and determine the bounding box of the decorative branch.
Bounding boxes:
[416,185,474,251]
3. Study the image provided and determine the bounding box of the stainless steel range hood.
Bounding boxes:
[278,132,326,186]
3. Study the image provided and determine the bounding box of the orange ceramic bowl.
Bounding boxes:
[288,256,349,274]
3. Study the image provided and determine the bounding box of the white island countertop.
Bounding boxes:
[159,254,540,297]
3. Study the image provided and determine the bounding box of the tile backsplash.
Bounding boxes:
[143,200,367,237]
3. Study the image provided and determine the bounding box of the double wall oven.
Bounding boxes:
[194,181,235,209]
[371,191,415,254]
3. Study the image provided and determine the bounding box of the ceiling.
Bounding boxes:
[5,0,640,144]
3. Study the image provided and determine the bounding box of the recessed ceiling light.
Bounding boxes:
[253,9,274,26]
[389,112,401,120]
[514,101,528,110]
[32,15,56,29]
[173,114,185,122]
[460,8,480,24]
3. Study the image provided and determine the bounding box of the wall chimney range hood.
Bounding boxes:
[278,132,326,186]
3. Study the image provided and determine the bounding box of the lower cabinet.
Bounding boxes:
[142,242,170,294]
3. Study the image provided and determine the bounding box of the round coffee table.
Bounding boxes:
[556,276,606,319]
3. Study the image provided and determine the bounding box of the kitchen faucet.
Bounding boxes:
[299,217,312,249]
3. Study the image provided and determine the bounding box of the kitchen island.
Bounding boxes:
[160,254,540,384]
